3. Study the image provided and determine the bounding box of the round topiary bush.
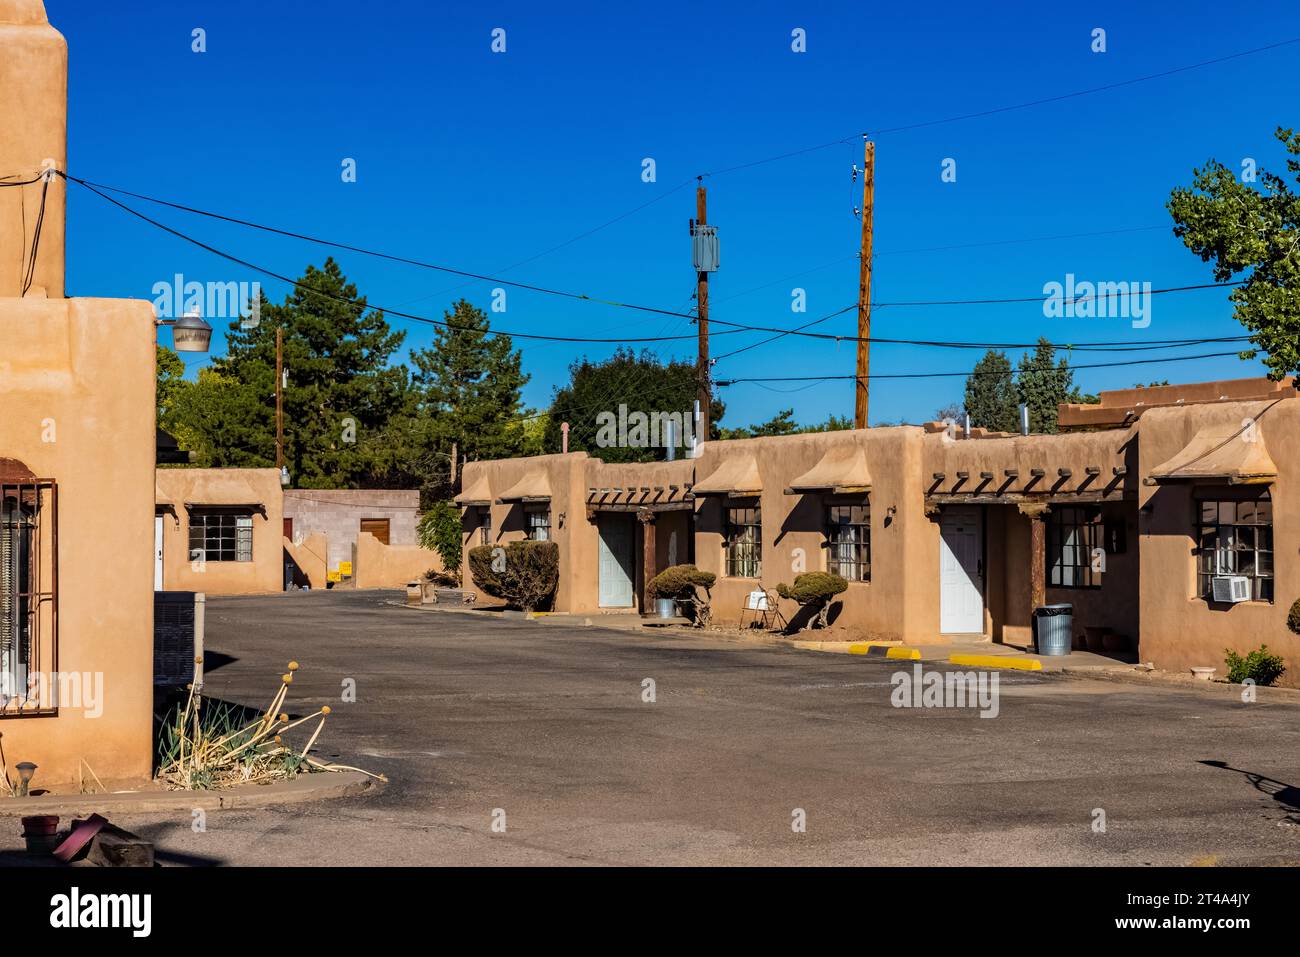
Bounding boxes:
[1288,598,1300,635]
[648,564,716,627]
[776,572,849,630]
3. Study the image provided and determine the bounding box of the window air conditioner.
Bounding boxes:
[1211,575,1251,604]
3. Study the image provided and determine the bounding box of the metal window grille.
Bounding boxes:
[1,478,57,716]
[480,507,492,546]
[1197,497,1273,602]
[725,506,762,578]
[1047,506,1101,588]
[526,507,550,542]
[827,503,870,582]
[188,510,254,563]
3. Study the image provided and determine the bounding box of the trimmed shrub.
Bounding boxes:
[1224,645,1287,686]
[467,541,558,612]
[1288,598,1300,635]
[417,501,464,586]
[648,564,716,627]
[777,572,849,630]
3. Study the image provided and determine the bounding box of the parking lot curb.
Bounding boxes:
[949,653,1043,671]
[848,643,921,659]
[0,770,385,818]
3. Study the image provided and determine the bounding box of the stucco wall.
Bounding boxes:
[0,297,156,786]
[283,488,420,573]
[283,531,328,590]
[354,531,442,589]
[155,468,284,595]
[1137,399,1300,684]
[0,1,65,298]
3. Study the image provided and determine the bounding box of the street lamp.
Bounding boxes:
[157,308,213,353]
[15,761,37,797]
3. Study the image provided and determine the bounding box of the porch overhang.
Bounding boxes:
[495,470,552,504]
[691,454,761,496]
[454,474,492,507]
[1144,423,1277,486]
[586,485,694,514]
[783,444,871,495]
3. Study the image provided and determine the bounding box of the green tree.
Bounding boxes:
[546,348,723,462]
[963,350,1019,433]
[719,409,854,439]
[409,299,531,485]
[1016,338,1076,434]
[156,344,187,425]
[170,259,416,487]
[1168,126,1300,379]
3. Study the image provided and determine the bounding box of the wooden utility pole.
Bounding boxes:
[695,183,711,441]
[274,326,284,470]
[854,138,875,430]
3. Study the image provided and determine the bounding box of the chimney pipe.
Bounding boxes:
[1019,404,1030,435]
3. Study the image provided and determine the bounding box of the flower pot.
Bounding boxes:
[1191,667,1216,681]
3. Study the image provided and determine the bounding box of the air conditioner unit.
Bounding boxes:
[1211,575,1251,603]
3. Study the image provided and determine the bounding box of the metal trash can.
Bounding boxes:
[656,598,677,619]
[1033,603,1073,656]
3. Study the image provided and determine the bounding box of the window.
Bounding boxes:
[1,474,57,716]
[826,503,870,582]
[189,510,254,563]
[1198,495,1273,602]
[359,518,390,545]
[526,506,550,542]
[479,507,492,546]
[725,505,762,578]
[1047,506,1101,588]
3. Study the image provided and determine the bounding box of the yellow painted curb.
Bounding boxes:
[848,643,920,659]
[949,654,1042,671]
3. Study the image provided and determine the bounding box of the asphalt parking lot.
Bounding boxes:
[43,590,1300,865]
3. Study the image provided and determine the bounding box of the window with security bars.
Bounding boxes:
[188,510,254,563]
[1,477,57,716]
[826,503,870,582]
[1047,506,1101,588]
[725,505,761,578]
[526,507,550,541]
[480,507,492,546]
[1197,496,1273,602]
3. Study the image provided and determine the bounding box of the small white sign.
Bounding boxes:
[746,590,768,611]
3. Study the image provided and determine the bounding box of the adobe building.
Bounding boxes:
[0,1,156,784]
[458,376,1299,684]
[283,488,437,588]
[155,468,285,594]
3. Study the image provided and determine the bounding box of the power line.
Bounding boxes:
[62,173,703,325]
[716,350,1247,384]
[65,176,760,347]
[694,35,1300,180]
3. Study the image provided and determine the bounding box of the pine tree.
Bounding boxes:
[1015,338,1075,434]
[409,299,531,479]
[963,350,1019,433]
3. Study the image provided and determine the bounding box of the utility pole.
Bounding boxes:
[695,182,711,441]
[854,137,875,430]
[275,326,284,470]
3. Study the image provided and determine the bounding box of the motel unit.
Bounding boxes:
[456,377,1297,682]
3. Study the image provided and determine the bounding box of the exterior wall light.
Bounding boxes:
[279,466,290,487]
[158,309,213,353]
[15,761,37,797]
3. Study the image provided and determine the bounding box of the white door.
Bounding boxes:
[597,514,635,608]
[939,508,984,634]
[154,515,165,590]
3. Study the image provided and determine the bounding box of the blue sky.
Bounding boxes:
[54,0,1300,428]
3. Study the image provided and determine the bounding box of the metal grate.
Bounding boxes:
[1,476,58,717]
[725,505,761,578]
[154,592,197,687]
